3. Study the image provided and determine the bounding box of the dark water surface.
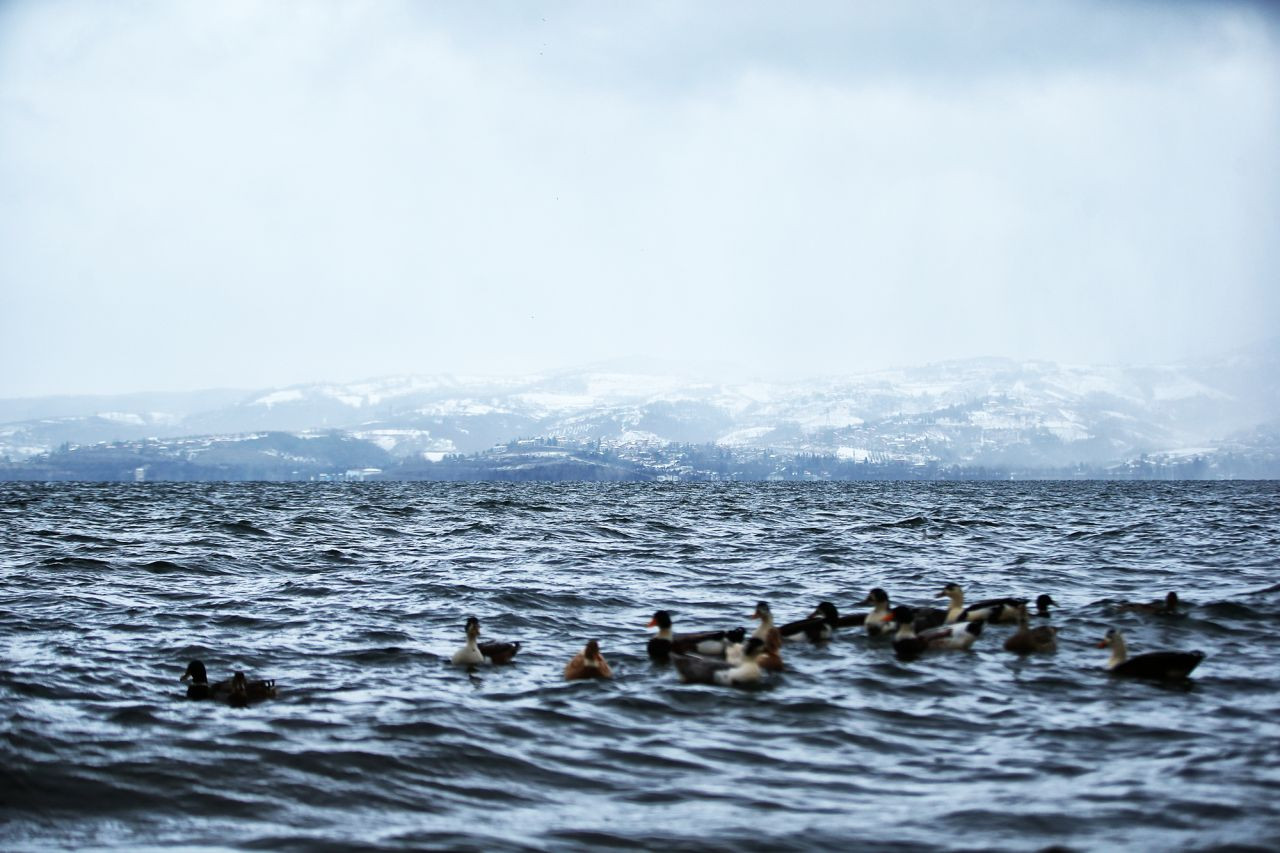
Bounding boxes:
[2,482,1279,851]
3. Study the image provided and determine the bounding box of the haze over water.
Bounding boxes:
[3,481,1279,851]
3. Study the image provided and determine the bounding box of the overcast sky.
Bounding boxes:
[1,0,1277,397]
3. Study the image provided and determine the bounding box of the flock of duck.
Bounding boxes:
[180,586,1204,703]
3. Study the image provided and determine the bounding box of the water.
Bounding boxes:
[2,481,1279,851]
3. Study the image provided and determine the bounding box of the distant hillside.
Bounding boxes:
[2,341,1276,479]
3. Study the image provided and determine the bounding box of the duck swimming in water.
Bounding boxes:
[180,660,223,699]
[1116,592,1182,616]
[673,637,767,687]
[1097,629,1203,680]
[779,602,840,643]
[182,661,276,704]
[730,602,783,671]
[883,605,984,660]
[856,588,895,637]
[1003,607,1057,655]
[646,611,745,662]
[564,640,613,681]
[451,616,521,666]
[227,671,277,707]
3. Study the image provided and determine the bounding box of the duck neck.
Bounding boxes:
[655,626,673,641]
[753,614,774,640]
[1108,635,1128,669]
[894,620,917,640]
[945,593,965,623]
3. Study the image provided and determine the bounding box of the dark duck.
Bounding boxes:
[1097,629,1203,680]
[778,601,841,643]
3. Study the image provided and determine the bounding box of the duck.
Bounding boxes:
[965,595,1032,624]
[227,671,277,707]
[936,583,970,625]
[1003,608,1057,654]
[779,601,840,643]
[728,602,783,671]
[1116,592,1182,616]
[883,605,984,660]
[181,660,276,704]
[936,583,1023,624]
[646,610,745,662]
[564,640,613,681]
[451,616,521,666]
[673,637,767,687]
[856,588,895,637]
[180,660,224,699]
[1097,629,1203,680]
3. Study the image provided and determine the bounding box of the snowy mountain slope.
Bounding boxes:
[2,342,1275,468]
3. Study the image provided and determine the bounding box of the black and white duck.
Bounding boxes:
[451,616,521,666]
[646,610,745,662]
[883,605,984,660]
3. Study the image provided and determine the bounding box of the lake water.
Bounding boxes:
[2,481,1278,851]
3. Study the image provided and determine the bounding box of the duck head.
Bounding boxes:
[938,583,963,602]
[886,605,915,624]
[1165,592,1180,609]
[751,601,772,621]
[741,637,765,660]
[1097,628,1123,649]
[647,610,672,630]
[860,587,889,606]
[808,601,839,624]
[464,616,481,639]
[583,640,602,662]
[181,660,208,684]
[725,627,747,644]
[1035,594,1056,615]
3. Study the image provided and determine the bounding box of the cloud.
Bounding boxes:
[1,0,1277,395]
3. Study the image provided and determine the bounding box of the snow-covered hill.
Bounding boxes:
[3,342,1276,470]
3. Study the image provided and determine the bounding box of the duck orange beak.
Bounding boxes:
[1096,639,1108,648]
[881,613,894,622]
[647,618,657,628]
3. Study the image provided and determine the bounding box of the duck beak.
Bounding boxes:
[749,611,761,619]
[881,613,894,622]
[647,618,657,628]
[1096,639,1108,648]
[179,673,190,682]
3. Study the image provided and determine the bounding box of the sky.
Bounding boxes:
[1,0,1278,398]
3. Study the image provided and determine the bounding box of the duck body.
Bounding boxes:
[966,596,1029,624]
[1003,611,1058,654]
[885,606,984,660]
[1098,629,1203,680]
[779,602,840,643]
[674,638,766,687]
[1116,592,1182,616]
[646,611,745,662]
[564,640,613,680]
[452,617,521,666]
[227,671,277,707]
